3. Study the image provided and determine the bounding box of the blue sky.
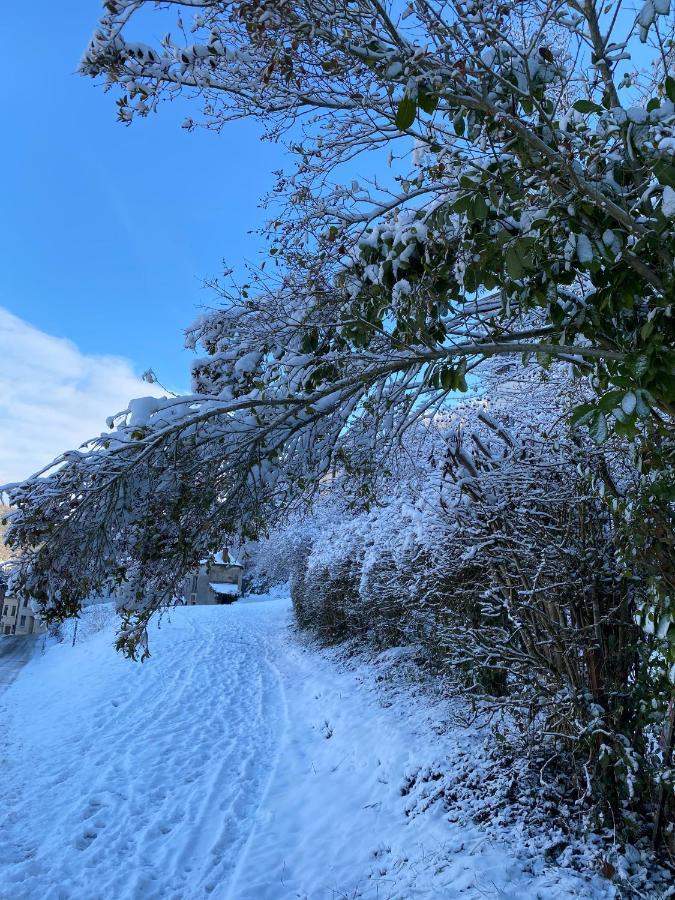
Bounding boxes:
[1,2,281,391]
[0,3,287,482]
[1,4,649,486]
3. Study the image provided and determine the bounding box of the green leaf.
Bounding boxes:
[570,402,595,426]
[654,159,675,189]
[550,302,565,327]
[505,245,524,279]
[301,328,319,353]
[635,389,653,416]
[395,96,417,130]
[666,75,675,103]
[633,354,650,377]
[598,390,623,412]
[418,88,438,115]
[440,366,455,390]
[640,321,654,340]
[456,357,468,392]
[453,114,465,136]
[573,99,602,114]
[589,411,608,444]
[463,266,477,293]
[452,194,472,214]
[472,194,488,220]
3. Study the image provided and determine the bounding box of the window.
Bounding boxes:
[20,616,26,627]
[2,604,7,616]
[23,598,28,607]
[191,575,198,592]
[10,606,16,616]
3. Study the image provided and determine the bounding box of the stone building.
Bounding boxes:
[0,575,45,636]
[182,549,243,605]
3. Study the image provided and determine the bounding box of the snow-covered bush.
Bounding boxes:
[280,370,671,832]
[241,524,308,593]
[55,602,118,645]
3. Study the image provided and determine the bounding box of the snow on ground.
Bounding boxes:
[0,591,616,899]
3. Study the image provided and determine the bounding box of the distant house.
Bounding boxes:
[0,574,45,636]
[1,510,44,636]
[181,549,243,605]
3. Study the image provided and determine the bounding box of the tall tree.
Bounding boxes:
[4,0,674,662]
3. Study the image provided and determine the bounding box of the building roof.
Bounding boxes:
[198,552,243,568]
[212,551,243,567]
[209,582,240,596]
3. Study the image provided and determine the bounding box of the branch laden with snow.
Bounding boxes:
[3,1,673,672]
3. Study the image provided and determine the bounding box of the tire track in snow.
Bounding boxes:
[222,647,289,900]
[0,601,288,900]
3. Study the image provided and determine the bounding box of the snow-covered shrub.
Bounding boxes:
[55,602,118,645]
[281,370,668,827]
[357,549,411,649]
[241,523,309,593]
[422,429,643,815]
[292,509,366,642]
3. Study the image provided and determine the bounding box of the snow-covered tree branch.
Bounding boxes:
[3,0,673,672]
[77,0,673,421]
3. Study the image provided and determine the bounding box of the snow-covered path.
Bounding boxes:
[0,635,41,693]
[1,601,285,900]
[0,596,613,900]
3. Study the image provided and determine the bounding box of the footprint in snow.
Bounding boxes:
[75,830,98,850]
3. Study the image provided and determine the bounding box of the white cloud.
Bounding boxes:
[0,307,165,485]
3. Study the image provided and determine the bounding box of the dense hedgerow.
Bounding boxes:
[247,368,672,845]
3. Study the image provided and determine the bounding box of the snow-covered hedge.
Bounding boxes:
[245,373,673,839]
[53,602,118,645]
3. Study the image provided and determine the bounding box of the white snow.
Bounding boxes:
[233,352,262,378]
[209,582,240,596]
[626,106,648,125]
[662,185,675,217]
[127,396,165,427]
[212,551,242,567]
[0,593,616,899]
[576,233,594,264]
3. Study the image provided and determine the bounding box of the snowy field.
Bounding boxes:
[0,593,616,899]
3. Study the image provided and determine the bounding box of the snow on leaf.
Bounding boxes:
[621,392,637,415]
[637,0,656,41]
[575,234,594,265]
[661,185,675,217]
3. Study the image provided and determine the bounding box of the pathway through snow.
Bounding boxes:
[0,595,613,899]
[0,634,40,693]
